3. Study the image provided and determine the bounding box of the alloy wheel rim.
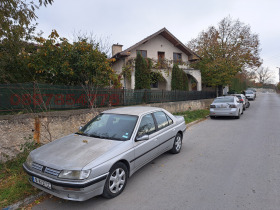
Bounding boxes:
[175,136,182,151]
[109,168,126,193]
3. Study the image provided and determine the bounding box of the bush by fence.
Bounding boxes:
[0,83,216,113]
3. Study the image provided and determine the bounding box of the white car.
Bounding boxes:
[210,96,243,119]
[232,94,248,110]
[245,90,256,100]
[23,106,186,201]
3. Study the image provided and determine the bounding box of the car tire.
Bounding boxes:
[102,162,128,199]
[170,133,182,154]
[247,102,250,108]
[235,110,240,119]
[210,116,215,119]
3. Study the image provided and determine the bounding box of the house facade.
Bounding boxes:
[112,28,202,91]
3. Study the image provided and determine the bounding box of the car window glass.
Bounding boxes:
[166,114,173,125]
[214,98,234,103]
[154,111,169,130]
[137,114,156,137]
[80,114,138,141]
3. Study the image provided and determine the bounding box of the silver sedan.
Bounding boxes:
[23,106,186,201]
[210,96,243,119]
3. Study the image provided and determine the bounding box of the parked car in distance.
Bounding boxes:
[232,94,249,110]
[23,106,186,201]
[210,96,243,119]
[245,90,256,100]
[247,88,257,98]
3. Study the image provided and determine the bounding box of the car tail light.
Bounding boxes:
[240,99,244,102]
[210,105,216,108]
[229,104,237,108]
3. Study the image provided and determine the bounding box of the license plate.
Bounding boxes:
[32,176,52,189]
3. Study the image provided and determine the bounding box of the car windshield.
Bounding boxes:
[77,113,138,141]
[245,91,253,94]
[213,98,234,103]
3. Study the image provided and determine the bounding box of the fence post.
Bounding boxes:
[33,82,35,112]
[123,87,125,106]
[145,89,148,104]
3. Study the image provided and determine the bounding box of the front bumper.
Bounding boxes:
[23,163,108,201]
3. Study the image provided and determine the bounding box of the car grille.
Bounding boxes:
[32,162,60,177]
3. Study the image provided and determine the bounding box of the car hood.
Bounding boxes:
[30,134,123,170]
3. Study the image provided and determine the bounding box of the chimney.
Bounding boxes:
[112,44,123,57]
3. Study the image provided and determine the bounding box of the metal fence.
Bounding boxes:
[0,83,216,113]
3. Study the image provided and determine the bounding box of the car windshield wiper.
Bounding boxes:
[101,136,123,141]
[75,132,89,137]
[89,134,102,138]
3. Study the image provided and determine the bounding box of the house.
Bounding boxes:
[111,28,202,91]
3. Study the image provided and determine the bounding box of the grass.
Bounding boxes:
[174,109,210,124]
[0,141,41,209]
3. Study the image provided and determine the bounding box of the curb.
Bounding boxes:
[186,115,209,128]
[2,192,46,210]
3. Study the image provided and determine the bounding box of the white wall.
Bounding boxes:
[129,35,189,62]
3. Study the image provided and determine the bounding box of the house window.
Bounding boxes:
[158,52,165,62]
[158,52,165,68]
[151,81,158,88]
[173,53,182,64]
[136,50,147,58]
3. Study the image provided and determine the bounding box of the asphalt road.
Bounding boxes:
[32,93,280,210]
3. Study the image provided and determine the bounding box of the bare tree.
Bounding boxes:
[72,31,112,57]
[255,67,273,84]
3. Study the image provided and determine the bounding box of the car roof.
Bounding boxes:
[102,106,163,116]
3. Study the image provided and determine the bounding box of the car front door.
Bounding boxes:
[132,113,158,171]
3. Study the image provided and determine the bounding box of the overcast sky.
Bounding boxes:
[35,0,280,84]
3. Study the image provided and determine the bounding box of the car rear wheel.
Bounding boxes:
[170,133,182,154]
[235,109,241,119]
[102,162,128,199]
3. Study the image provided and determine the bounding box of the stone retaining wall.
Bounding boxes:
[0,99,213,162]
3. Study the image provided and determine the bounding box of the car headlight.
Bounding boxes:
[26,154,33,168]
[58,170,91,180]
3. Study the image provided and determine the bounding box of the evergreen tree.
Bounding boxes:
[171,64,188,90]
[135,53,151,89]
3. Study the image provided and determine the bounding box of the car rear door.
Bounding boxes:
[152,111,175,154]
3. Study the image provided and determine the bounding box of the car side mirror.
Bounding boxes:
[135,135,149,141]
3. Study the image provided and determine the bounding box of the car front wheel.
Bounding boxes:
[102,162,128,199]
[170,133,182,154]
